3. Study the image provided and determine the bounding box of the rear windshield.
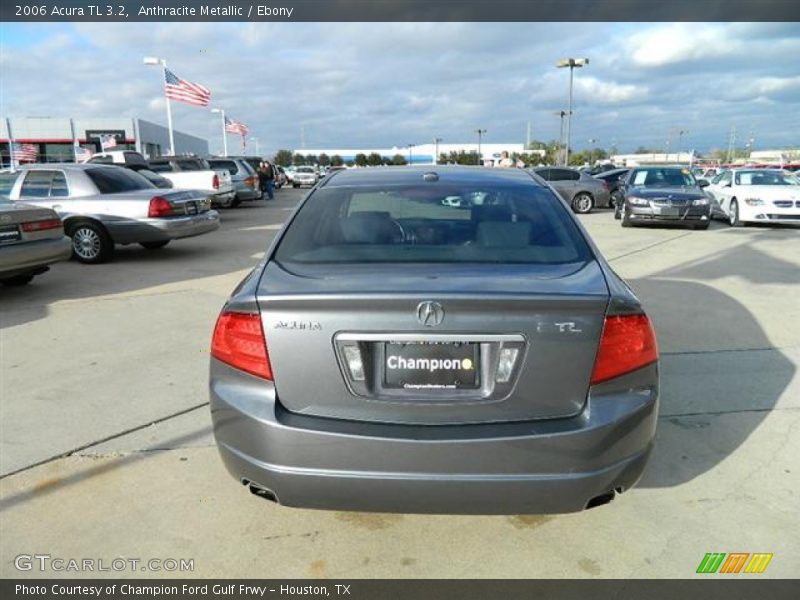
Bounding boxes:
[274,183,593,265]
[86,167,155,194]
[208,160,239,175]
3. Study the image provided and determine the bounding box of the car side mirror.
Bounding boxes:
[698,179,710,188]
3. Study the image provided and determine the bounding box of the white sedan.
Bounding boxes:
[707,169,800,227]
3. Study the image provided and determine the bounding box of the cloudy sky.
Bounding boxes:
[2,21,799,155]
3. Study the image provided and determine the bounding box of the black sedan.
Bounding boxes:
[618,166,712,230]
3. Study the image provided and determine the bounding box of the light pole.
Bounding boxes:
[433,137,443,165]
[588,138,598,167]
[555,57,589,167]
[143,56,175,155]
[211,108,227,157]
[250,136,259,156]
[553,111,567,165]
[676,129,688,163]
[407,144,415,165]
[475,129,486,165]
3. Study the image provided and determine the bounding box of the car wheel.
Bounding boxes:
[571,193,594,214]
[140,241,170,250]
[610,190,623,209]
[729,199,745,227]
[231,197,242,208]
[68,221,114,264]
[293,183,300,188]
[1,273,35,286]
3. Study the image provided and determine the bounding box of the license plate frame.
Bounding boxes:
[383,341,479,390]
[0,225,21,245]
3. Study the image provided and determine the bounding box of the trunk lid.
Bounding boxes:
[257,260,610,424]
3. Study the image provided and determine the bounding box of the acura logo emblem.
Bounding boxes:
[417,301,444,327]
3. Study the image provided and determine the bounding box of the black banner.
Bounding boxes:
[3,0,800,22]
[4,580,800,600]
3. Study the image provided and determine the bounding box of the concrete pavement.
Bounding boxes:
[1,188,798,578]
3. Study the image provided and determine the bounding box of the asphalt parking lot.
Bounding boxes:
[1,187,798,578]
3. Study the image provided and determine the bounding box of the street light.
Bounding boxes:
[249,136,259,156]
[433,137,443,165]
[553,111,567,165]
[143,56,175,155]
[676,129,688,162]
[555,57,589,166]
[475,129,486,165]
[588,138,598,167]
[211,108,228,157]
[407,144,415,165]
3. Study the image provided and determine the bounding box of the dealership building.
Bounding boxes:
[294,143,533,165]
[1,116,208,167]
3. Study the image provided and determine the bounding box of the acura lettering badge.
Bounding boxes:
[417,301,444,327]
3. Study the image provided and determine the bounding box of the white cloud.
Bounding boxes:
[626,24,740,67]
[574,76,648,104]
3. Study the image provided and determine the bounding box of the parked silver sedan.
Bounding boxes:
[210,166,659,514]
[0,195,71,285]
[529,167,612,214]
[4,164,220,264]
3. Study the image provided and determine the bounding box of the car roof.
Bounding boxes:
[17,163,118,170]
[321,165,537,187]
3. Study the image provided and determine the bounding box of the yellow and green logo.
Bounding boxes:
[696,553,773,574]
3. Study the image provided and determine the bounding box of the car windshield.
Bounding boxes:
[274,183,593,266]
[734,170,800,186]
[630,168,696,187]
[85,167,155,193]
[296,167,315,173]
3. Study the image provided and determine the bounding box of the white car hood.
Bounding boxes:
[736,186,800,200]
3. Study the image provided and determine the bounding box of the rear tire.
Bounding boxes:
[140,241,170,250]
[293,183,300,188]
[231,197,242,208]
[1,274,35,286]
[67,221,114,264]
[572,193,594,214]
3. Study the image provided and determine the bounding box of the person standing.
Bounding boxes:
[258,160,275,200]
[496,151,515,168]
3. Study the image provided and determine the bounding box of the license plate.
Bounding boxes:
[0,225,21,244]
[655,206,679,216]
[384,342,479,390]
[185,202,198,215]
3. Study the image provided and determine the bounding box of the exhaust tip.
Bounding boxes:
[243,479,279,504]
[585,490,616,510]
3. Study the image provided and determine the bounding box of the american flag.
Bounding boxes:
[12,143,38,162]
[99,134,117,150]
[224,116,249,136]
[74,143,92,163]
[164,68,211,107]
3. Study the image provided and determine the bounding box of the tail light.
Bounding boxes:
[244,176,257,187]
[212,174,220,189]
[211,311,272,380]
[590,314,658,384]
[21,218,62,232]
[147,196,174,218]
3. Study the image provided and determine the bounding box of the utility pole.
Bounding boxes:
[433,137,443,165]
[726,126,737,164]
[526,120,531,149]
[554,111,567,165]
[475,129,486,165]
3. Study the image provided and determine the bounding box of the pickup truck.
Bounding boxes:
[88,151,236,208]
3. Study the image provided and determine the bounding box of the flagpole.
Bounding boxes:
[6,118,15,168]
[220,110,227,157]
[70,118,78,162]
[162,60,176,156]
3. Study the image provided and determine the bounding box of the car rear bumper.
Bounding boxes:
[105,211,220,244]
[235,187,262,201]
[210,361,658,514]
[0,236,72,278]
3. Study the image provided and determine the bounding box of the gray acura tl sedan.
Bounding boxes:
[210,166,659,514]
